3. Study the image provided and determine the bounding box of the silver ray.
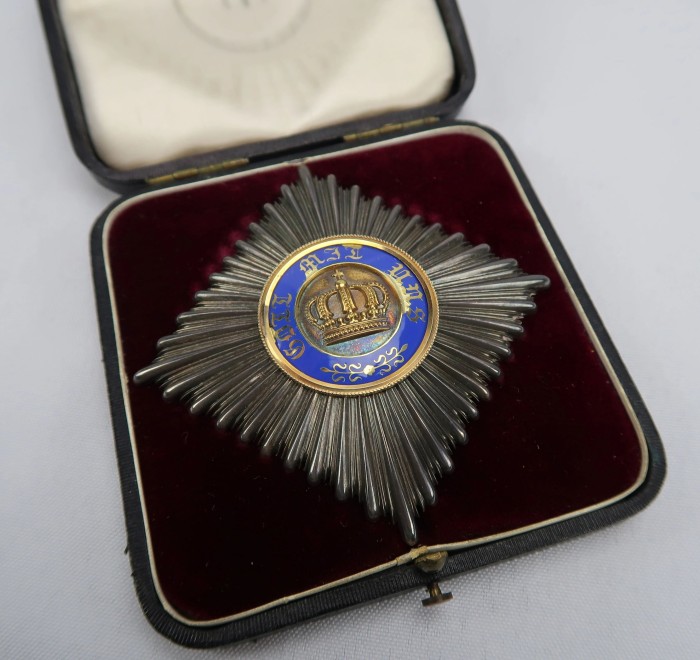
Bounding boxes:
[134,166,549,545]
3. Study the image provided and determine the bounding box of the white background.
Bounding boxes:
[1,1,698,658]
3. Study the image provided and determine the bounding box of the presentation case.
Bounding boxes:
[39,0,665,648]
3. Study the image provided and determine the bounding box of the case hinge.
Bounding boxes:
[146,158,250,186]
[343,116,439,142]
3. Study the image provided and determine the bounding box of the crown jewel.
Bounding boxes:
[306,269,391,345]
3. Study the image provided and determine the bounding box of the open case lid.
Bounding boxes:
[38,0,475,192]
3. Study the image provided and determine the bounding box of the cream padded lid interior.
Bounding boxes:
[59,0,455,171]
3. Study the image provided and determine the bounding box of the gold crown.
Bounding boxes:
[306,269,390,345]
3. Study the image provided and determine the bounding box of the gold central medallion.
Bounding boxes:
[258,236,439,396]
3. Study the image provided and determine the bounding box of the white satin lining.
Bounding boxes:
[58,0,455,170]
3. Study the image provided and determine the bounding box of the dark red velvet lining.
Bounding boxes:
[106,129,644,622]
